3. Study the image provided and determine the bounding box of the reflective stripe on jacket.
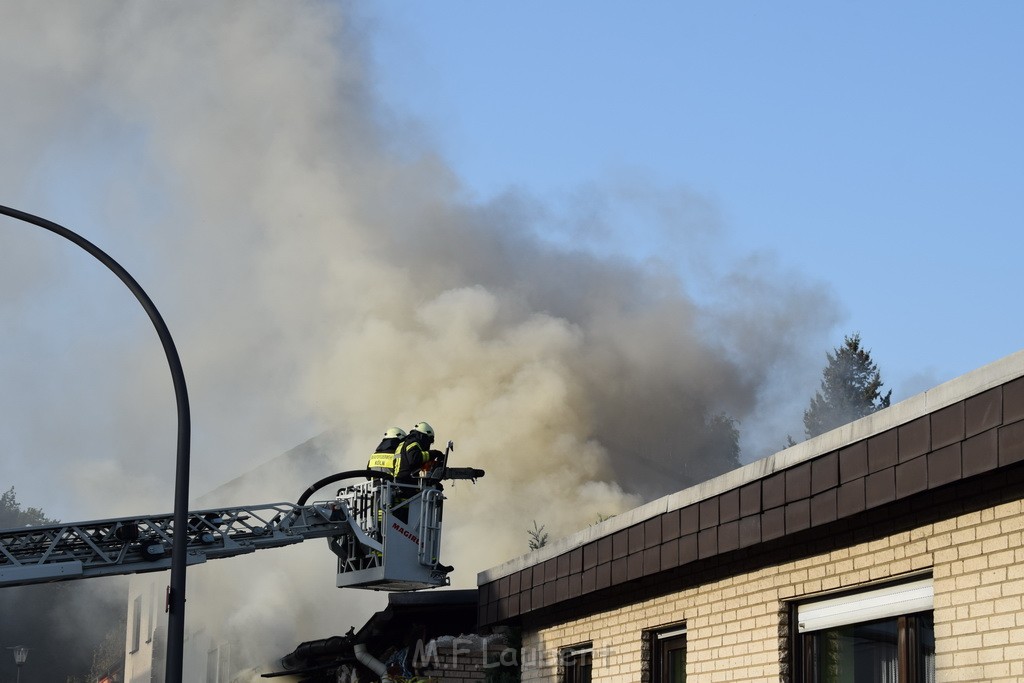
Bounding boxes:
[367,436,403,474]
[393,438,430,482]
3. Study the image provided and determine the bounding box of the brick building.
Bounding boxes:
[477,350,1024,682]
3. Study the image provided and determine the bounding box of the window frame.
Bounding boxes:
[207,642,232,683]
[651,624,687,683]
[794,577,935,683]
[560,642,593,683]
[145,585,155,644]
[129,594,143,654]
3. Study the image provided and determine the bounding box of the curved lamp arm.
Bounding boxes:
[0,205,191,683]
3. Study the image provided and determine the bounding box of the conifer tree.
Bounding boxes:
[803,333,892,438]
[527,520,548,550]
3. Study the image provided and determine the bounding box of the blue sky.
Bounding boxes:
[368,1,1024,400]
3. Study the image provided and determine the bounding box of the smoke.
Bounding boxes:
[0,0,839,671]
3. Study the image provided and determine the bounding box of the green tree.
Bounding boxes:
[527,520,548,551]
[703,413,740,471]
[678,412,742,486]
[0,487,125,682]
[803,333,892,438]
[0,486,57,528]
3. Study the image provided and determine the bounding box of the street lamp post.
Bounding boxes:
[9,646,27,683]
[0,205,191,682]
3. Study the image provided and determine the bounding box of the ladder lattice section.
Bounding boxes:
[0,501,349,586]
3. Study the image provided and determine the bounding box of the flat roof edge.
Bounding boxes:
[478,349,1024,584]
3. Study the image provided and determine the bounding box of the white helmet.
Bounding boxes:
[384,427,407,439]
[411,421,435,439]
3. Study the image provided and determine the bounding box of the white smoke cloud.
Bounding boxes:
[0,0,838,671]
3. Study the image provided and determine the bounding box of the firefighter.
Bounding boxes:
[366,427,406,544]
[368,426,406,476]
[393,421,441,485]
[393,422,453,573]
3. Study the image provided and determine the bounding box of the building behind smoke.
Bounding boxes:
[123,432,348,682]
[266,590,493,681]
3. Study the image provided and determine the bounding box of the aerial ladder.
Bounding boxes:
[0,449,483,592]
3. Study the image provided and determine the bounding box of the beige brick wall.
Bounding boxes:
[520,499,1024,682]
[417,635,515,683]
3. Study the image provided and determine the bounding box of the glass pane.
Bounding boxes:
[656,634,686,683]
[808,617,899,683]
[916,612,936,683]
[131,595,142,652]
[206,648,219,683]
[667,644,686,682]
[565,650,592,683]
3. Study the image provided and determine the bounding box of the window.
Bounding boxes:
[206,646,219,683]
[796,577,935,683]
[206,642,231,683]
[130,594,142,653]
[652,625,687,683]
[561,643,593,683]
[146,586,155,644]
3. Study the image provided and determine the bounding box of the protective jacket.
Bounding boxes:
[367,437,402,475]
[393,436,433,484]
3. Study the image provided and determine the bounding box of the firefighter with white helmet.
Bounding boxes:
[393,422,439,484]
[367,426,407,475]
[392,421,453,573]
[365,426,408,541]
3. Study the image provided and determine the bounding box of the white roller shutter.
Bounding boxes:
[797,577,933,633]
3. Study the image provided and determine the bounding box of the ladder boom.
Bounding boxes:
[0,461,485,592]
[0,501,348,588]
